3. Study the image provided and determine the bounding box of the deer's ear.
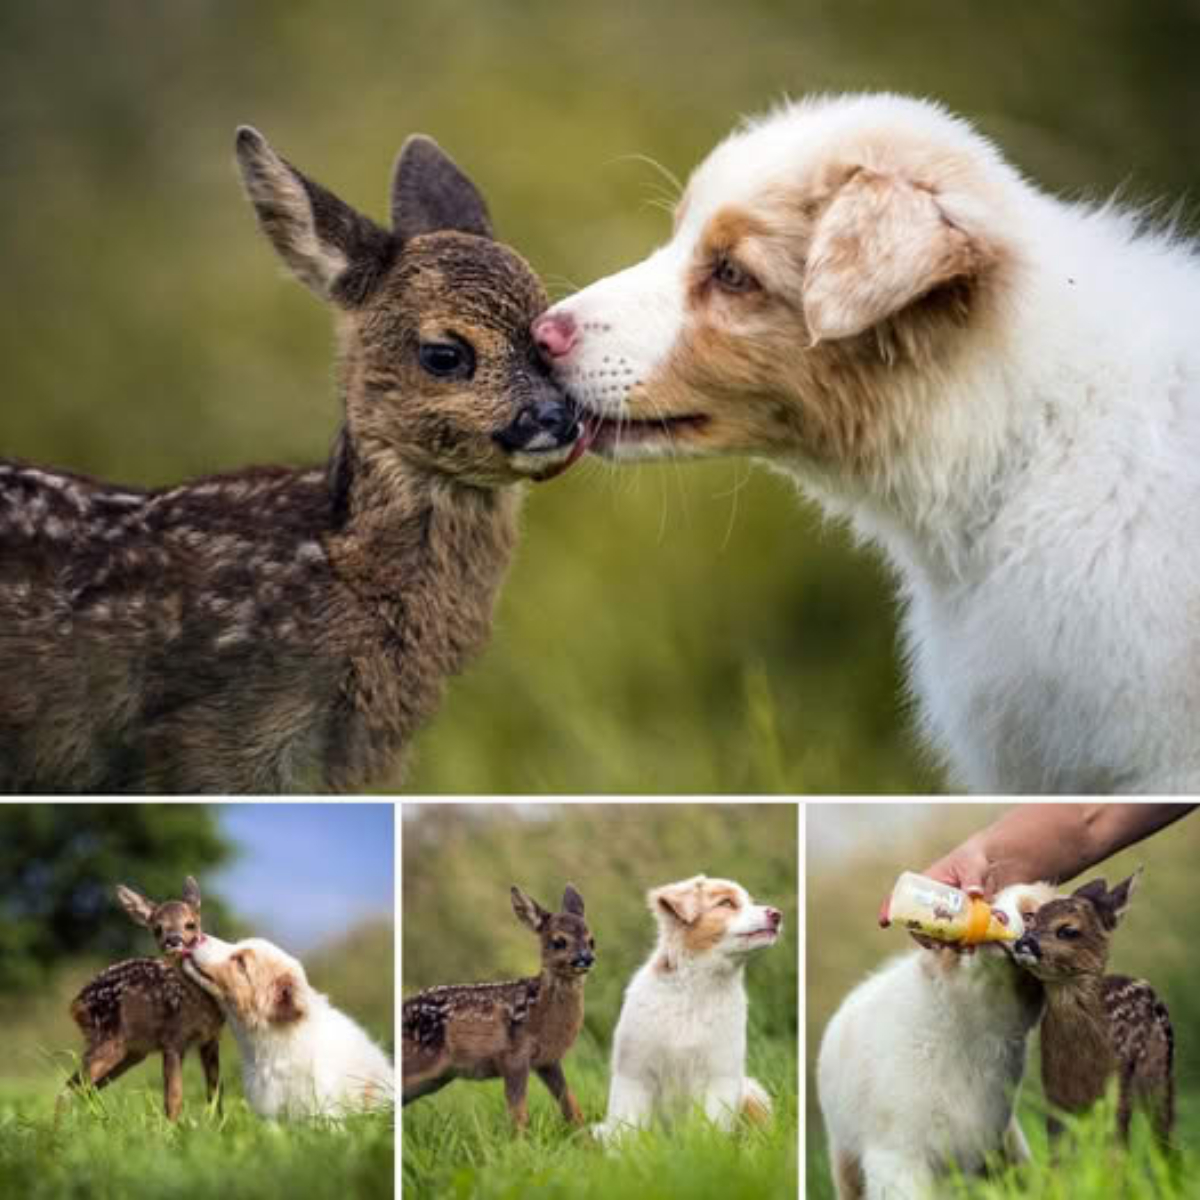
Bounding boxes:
[235,125,392,304]
[561,885,585,917]
[182,876,202,911]
[511,886,550,932]
[116,885,156,928]
[1100,870,1141,929]
[803,166,988,342]
[650,880,703,926]
[1071,878,1109,906]
[391,134,493,243]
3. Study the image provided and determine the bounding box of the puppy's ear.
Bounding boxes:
[116,885,156,928]
[511,886,551,933]
[650,880,703,926]
[271,974,307,1024]
[803,167,989,342]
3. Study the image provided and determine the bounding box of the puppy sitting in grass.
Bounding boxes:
[596,874,781,1140]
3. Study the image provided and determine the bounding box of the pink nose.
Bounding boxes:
[766,908,782,928]
[533,311,577,361]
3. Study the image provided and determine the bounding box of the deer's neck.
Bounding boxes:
[323,448,520,786]
[1040,974,1117,1113]
[528,970,586,1056]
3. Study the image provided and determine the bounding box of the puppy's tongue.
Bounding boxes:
[532,416,598,483]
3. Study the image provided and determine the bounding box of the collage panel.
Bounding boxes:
[401,801,799,1200]
[807,802,1199,1200]
[0,802,395,1200]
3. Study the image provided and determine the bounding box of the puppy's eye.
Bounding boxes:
[712,256,757,294]
[1056,925,1082,941]
[418,341,475,379]
[235,954,250,973]
[552,937,568,950]
[718,898,737,909]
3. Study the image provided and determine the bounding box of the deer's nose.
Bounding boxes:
[533,311,578,362]
[573,952,595,970]
[163,934,184,950]
[1012,935,1040,959]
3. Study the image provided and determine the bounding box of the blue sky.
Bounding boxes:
[213,804,393,952]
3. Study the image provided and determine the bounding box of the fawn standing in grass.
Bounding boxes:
[1012,871,1174,1145]
[402,884,594,1134]
[60,876,223,1122]
[0,128,585,794]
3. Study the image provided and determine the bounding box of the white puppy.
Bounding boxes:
[536,93,1200,793]
[596,875,781,1139]
[818,882,1057,1199]
[184,934,393,1119]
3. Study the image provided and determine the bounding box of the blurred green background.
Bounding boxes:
[3,3,1199,791]
[806,804,1200,1197]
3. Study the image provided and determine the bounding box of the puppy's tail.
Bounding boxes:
[741,1077,773,1125]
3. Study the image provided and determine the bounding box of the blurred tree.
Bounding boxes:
[0,805,234,992]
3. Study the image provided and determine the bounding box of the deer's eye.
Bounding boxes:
[418,340,475,380]
[552,937,568,950]
[154,925,163,937]
[712,256,757,294]
[185,922,197,932]
[1056,925,1082,941]
[589,938,596,950]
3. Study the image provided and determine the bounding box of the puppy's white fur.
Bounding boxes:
[596,875,780,1139]
[544,93,1200,793]
[185,935,393,1119]
[818,883,1057,1199]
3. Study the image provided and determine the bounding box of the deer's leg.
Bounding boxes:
[502,1066,530,1135]
[534,1062,583,1126]
[57,1040,143,1122]
[200,1039,222,1113]
[162,1048,184,1121]
[402,1046,454,1106]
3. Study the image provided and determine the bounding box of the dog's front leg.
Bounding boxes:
[594,1072,654,1141]
[861,1147,933,1200]
[535,1063,583,1126]
[1001,1115,1031,1165]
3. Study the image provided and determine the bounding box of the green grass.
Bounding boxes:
[806,1092,1199,1199]
[401,1033,797,1200]
[0,1065,394,1200]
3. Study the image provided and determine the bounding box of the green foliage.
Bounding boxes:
[0,1075,393,1200]
[402,1034,796,1200]
[403,803,797,1197]
[9,3,1197,791]
[0,805,233,992]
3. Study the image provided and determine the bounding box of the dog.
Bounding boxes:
[818,882,1057,1199]
[183,934,393,1119]
[596,874,781,1139]
[533,92,1200,793]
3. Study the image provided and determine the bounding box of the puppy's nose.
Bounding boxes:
[766,908,782,929]
[533,311,577,362]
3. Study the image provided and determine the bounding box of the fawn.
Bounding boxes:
[1012,871,1174,1145]
[60,876,223,1121]
[0,128,585,793]
[402,884,594,1134]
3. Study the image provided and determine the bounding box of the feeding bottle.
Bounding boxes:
[887,871,1016,945]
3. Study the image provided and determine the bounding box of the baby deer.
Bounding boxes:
[1012,871,1174,1145]
[402,884,594,1134]
[0,128,584,793]
[60,876,223,1121]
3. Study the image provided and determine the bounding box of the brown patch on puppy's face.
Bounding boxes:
[650,875,782,962]
[186,936,311,1030]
